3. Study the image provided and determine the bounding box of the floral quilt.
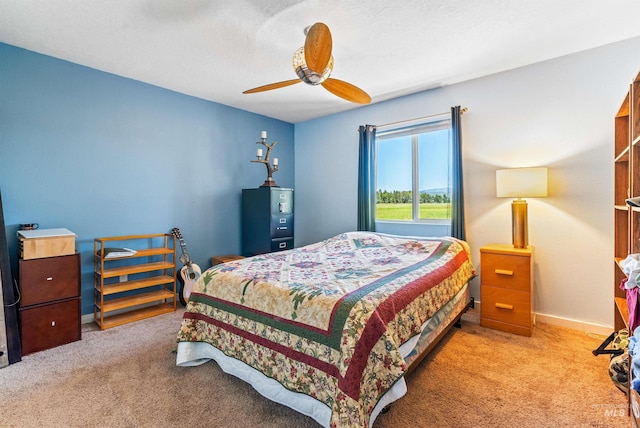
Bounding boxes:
[177,231,475,427]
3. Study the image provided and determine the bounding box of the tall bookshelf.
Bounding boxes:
[611,71,640,423]
[614,71,640,331]
[614,90,630,332]
[631,69,640,428]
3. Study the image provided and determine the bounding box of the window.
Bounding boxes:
[376,118,452,223]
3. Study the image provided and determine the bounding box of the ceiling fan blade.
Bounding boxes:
[243,79,301,94]
[304,22,332,73]
[321,78,371,104]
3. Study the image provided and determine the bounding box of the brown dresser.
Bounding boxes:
[480,244,534,336]
[19,252,81,355]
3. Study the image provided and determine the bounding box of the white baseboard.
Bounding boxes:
[534,312,613,337]
[472,301,613,337]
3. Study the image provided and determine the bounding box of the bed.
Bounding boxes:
[176,231,476,427]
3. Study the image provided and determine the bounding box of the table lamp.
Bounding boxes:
[496,167,548,248]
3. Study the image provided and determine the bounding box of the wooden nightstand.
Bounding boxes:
[480,244,534,336]
[210,254,245,266]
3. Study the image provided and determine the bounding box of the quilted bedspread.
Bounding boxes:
[177,231,475,427]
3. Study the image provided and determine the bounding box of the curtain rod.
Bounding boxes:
[374,107,467,129]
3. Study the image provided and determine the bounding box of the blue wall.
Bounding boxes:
[0,43,294,315]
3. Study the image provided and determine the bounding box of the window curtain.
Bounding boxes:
[450,105,466,240]
[357,125,377,231]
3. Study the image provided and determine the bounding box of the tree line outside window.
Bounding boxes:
[376,190,451,204]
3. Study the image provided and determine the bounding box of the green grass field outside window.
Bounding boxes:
[376,203,451,221]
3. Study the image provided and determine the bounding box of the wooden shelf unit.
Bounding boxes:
[613,71,640,423]
[613,72,640,331]
[94,234,177,330]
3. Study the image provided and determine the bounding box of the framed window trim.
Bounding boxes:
[375,116,452,226]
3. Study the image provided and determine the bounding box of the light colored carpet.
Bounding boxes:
[0,307,629,427]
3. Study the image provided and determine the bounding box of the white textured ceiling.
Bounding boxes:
[1,0,640,123]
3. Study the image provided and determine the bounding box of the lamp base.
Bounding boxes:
[512,199,528,249]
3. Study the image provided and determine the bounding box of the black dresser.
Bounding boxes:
[242,187,294,256]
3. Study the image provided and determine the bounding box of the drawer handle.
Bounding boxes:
[46,277,53,281]
[494,269,513,276]
[495,302,514,310]
[279,242,287,249]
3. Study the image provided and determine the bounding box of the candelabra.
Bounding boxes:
[251,131,279,187]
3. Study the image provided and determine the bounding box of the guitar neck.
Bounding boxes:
[179,241,188,255]
[178,239,191,264]
[172,230,192,265]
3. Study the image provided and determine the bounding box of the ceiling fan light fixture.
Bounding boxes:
[292,47,333,85]
[244,23,369,104]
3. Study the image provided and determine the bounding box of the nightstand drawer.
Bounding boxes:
[481,285,531,328]
[19,253,80,306]
[480,253,530,291]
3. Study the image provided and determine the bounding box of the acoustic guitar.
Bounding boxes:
[171,228,201,306]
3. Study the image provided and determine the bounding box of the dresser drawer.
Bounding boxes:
[481,285,531,328]
[19,253,80,306]
[480,253,530,291]
[20,298,81,355]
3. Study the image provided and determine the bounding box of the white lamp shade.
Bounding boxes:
[496,167,548,198]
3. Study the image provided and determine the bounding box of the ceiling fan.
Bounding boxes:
[243,22,371,104]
